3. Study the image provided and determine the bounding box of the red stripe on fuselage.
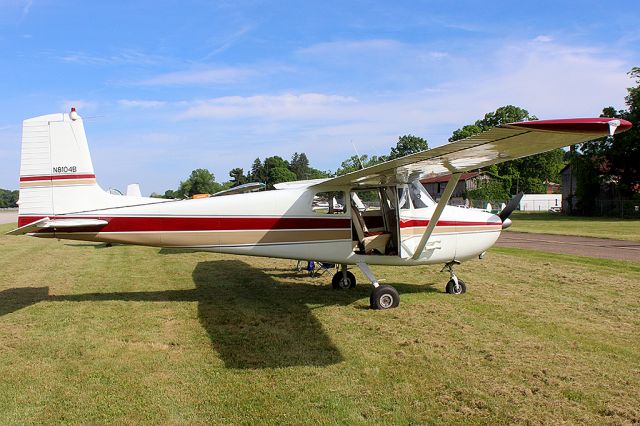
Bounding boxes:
[19,174,96,182]
[19,215,499,231]
[400,219,499,228]
[17,215,352,231]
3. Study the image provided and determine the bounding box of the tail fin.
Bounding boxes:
[18,109,118,226]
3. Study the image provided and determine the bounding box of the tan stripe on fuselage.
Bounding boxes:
[20,179,97,188]
[47,229,352,247]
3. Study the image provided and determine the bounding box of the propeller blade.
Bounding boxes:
[498,192,524,222]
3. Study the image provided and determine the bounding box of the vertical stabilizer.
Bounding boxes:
[17,110,103,225]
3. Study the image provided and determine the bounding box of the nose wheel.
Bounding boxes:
[446,278,466,294]
[442,260,466,295]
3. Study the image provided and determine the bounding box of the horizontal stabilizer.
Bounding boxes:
[6,217,108,235]
[6,217,51,235]
[212,182,266,196]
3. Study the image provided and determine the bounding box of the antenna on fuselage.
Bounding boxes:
[350,139,365,170]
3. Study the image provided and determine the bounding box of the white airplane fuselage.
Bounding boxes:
[20,186,502,266]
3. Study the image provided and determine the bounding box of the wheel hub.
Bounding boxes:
[379,294,394,309]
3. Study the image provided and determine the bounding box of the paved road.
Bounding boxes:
[496,231,640,262]
[0,211,18,225]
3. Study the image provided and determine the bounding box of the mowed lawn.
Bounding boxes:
[509,211,640,241]
[1,223,639,424]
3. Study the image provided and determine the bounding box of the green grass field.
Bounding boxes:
[1,222,639,424]
[509,211,640,241]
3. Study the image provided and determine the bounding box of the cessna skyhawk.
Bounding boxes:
[9,109,631,309]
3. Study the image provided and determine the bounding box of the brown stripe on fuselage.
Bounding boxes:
[48,229,352,247]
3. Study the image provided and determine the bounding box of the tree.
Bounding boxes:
[246,156,299,189]
[336,154,387,176]
[449,124,482,143]
[249,158,267,183]
[229,168,247,187]
[0,188,18,208]
[580,67,640,198]
[449,105,535,142]
[177,168,222,198]
[465,179,510,203]
[389,135,428,159]
[289,152,310,180]
[269,166,297,186]
[449,105,565,194]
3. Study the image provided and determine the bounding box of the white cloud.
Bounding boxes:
[533,35,553,43]
[61,49,162,66]
[118,99,168,109]
[204,25,253,58]
[139,66,258,86]
[298,39,402,55]
[178,93,357,120]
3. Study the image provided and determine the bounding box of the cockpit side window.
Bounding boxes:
[312,191,346,214]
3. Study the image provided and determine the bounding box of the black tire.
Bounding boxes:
[332,271,356,289]
[445,279,466,295]
[370,285,400,310]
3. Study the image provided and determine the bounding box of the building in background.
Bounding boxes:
[519,194,562,212]
[421,172,489,205]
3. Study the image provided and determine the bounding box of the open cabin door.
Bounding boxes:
[349,187,400,256]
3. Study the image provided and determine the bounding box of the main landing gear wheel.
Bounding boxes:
[370,285,400,310]
[445,279,466,295]
[332,270,356,289]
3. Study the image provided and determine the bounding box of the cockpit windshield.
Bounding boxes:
[409,180,434,209]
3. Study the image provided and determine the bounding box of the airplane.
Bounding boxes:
[8,108,632,309]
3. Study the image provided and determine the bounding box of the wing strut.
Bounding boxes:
[411,173,461,260]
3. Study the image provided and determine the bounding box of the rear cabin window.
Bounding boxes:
[352,189,381,212]
[312,191,346,214]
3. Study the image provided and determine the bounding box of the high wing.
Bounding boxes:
[315,118,632,188]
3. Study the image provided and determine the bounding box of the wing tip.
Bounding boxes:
[507,118,632,134]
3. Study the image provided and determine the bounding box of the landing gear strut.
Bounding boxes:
[357,262,400,309]
[442,260,466,295]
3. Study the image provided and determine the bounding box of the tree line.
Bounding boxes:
[152,135,430,199]
[0,189,18,208]
[568,67,640,214]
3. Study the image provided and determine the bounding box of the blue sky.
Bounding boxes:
[1,1,639,193]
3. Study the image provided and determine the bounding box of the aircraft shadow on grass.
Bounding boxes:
[0,259,435,369]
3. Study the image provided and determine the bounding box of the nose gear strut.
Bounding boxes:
[441,260,466,295]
